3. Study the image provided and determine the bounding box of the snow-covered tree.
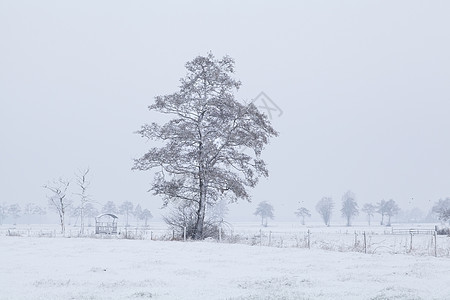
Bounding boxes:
[133,204,143,225]
[208,198,229,223]
[341,191,358,226]
[254,201,274,227]
[24,203,45,216]
[119,201,134,227]
[433,198,450,223]
[316,197,334,226]
[44,178,71,234]
[384,199,400,226]
[8,204,21,224]
[141,209,153,227]
[376,200,388,225]
[294,207,311,225]
[24,203,46,224]
[362,203,376,226]
[133,53,278,239]
[83,203,99,226]
[102,201,118,215]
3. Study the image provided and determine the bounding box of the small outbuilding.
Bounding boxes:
[95,213,118,234]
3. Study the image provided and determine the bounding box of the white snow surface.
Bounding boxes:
[0,236,449,300]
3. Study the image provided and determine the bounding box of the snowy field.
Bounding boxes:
[1,235,450,300]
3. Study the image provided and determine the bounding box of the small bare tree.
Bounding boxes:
[341,191,358,226]
[44,178,71,234]
[362,203,376,226]
[164,202,220,239]
[254,201,274,227]
[295,207,311,225]
[74,168,91,234]
[316,197,334,226]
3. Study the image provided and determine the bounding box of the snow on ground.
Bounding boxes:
[1,235,449,300]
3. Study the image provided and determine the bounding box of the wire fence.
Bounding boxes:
[2,225,449,258]
[230,229,447,257]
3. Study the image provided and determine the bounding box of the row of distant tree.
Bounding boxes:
[100,200,153,227]
[0,202,46,225]
[311,192,401,227]
[0,168,153,235]
[39,168,154,234]
[0,200,153,227]
[254,191,450,227]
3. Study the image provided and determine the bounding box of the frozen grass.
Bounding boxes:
[1,235,450,299]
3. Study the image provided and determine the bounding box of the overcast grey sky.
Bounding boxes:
[1,1,449,222]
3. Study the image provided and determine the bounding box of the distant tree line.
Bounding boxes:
[0,202,47,225]
[245,193,448,229]
[0,168,154,234]
[292,190,444,227]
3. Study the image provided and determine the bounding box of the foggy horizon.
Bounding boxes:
[1,1,450,223]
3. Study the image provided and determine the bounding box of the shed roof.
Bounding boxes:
[96,213,118,219]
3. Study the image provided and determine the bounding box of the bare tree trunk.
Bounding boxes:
[194,177,207,239]
[60,199,65,234]
[80,207,84,234]
[194,131,207,240]
[58,211,65,234]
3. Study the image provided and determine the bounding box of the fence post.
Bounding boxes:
[409,232,413,253]
[434,231,437,257]
[307,230,311,249]
[150,231,153,241]
[219,226,222,243]
[183,227,187,242]
[363,231,367,254]
[354,231,358,248]
[269,231,272,247]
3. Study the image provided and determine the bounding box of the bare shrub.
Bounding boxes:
[163,203,225,240]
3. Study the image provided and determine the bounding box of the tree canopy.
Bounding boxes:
[134,53,278,239]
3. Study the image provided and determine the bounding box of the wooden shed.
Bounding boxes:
[95,213,118,234]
